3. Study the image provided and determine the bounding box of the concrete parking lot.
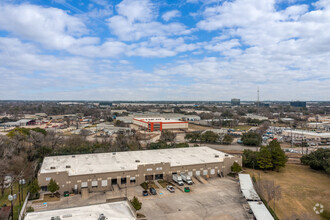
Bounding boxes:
[30,177,250,220]
[138,178,250,220]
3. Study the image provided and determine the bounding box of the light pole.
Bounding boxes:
[19,179,26,205]
[8,187,17,220]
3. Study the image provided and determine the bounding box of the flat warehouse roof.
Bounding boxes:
[40,147,233,176]
[133,117,187,123]
[239,174,260,201]
[24,201,136,220]
[248,201,274,220]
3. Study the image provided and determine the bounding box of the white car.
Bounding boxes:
[166,185,175,193]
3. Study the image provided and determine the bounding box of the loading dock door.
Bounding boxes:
[188,171,193,176]
[81,182,88,188]
[155,174,163,180]
[111,178,117,185]
[203,170,208,175]
[145,175,154,181]
[196,171,200,176]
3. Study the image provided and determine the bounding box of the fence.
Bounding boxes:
[18,192,30,220]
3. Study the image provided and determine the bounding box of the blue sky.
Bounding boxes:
[0,0,329,101]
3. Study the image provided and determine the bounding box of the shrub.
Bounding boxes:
[26,206,34,212]
[130,196,142,210]
[231,162,242,173]
[140,182,148,190]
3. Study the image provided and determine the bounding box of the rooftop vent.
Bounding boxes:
[50,166,56,169]
[98,214,106,220]
[135,160,140,163]
[62,214,72,218]
[66,165,71,168]
[225,154,229,157]
[112,153,116,156]
[215,155,219,158]
[72,155,75,158]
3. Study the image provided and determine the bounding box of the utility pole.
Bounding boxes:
[257,87,260,114]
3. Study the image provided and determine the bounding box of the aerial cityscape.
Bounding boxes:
[0,0,329,220]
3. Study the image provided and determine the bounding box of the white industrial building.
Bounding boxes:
[25,201,136,220]
[133,117,188,132]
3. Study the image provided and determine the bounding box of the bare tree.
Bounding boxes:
[256,180,281,209]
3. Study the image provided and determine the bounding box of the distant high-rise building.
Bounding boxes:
[290,101,306,107]
[231,98,240,106]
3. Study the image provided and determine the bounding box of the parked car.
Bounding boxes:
[142,190,148,196]
[63,191,70,197]
[166,185,175,193]
[184,187,190,193]
[149,187,157,195]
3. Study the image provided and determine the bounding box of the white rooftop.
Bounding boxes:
[40,147,232,176]
[134,117,184,123]
[248,201,274,220]
[239,174,260,201]
[24,201,136,220]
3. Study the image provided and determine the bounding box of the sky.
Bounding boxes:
[0,0,329,101]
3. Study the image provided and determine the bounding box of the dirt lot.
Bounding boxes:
[138,178,251,220]
[245,164,330,220]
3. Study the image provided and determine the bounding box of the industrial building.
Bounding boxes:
[38,147,241,194]
[25,200,136,220]
[231,98,240,106]
[290,101,306,107]
[133,117,188,132]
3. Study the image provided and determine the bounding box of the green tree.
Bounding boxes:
[243,150,258,169]
[130,196,142,210]
[7,127,30,138]
[185,133,200,142]
[200,131,219,143]
[301,148,330,173]
[231,162,242,173]
[48,178,59,197]
[257,146,273,170]
[29,179,41,199]
[267,140,287,171]
[222,134,233,145]
[241,132,262,146]
[31,127,47,136]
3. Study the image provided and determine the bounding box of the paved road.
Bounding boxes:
[193,143,259,152]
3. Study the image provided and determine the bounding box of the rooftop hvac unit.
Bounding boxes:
[50,166,56,169]
[50,216,61,220]
[135,160,140,163]
[215,155,219,158]
[66,165,71,168]
[98,214,107,220]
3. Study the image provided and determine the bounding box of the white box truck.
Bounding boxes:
[172,174,184,186]
[180,173,193,185]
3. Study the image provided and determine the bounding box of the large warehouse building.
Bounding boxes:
[38,147,241,194]
[133,117,188,132]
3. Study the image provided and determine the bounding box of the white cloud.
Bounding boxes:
[116,0,155,22]
[0,3,91,49]
[162,10,181,21]
[107,0,190,41]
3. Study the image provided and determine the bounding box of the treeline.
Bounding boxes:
[185,131,233,145]
[300,148,330,174]
[243,140,287,171]
[148,141,189,150]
